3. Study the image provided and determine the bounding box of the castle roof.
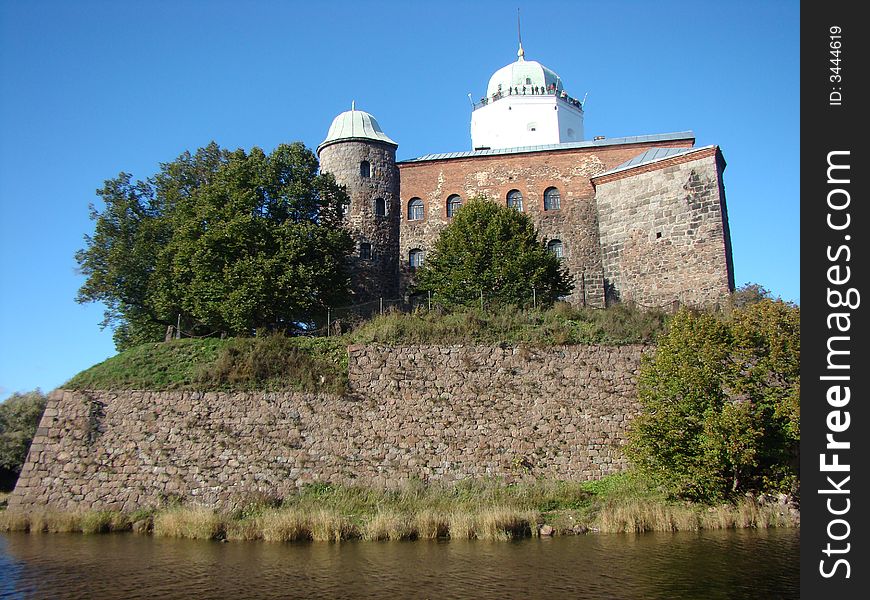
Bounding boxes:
[398,131,695,164]
[486,46,564,98]
[599,145,718,178]
[317,106,397,154]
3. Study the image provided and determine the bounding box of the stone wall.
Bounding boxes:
[594,148,734,308]
[9,344,647,512]
[319,139,401,301]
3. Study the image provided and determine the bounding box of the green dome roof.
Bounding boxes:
[317,107,397,154]
[486,51,564,98]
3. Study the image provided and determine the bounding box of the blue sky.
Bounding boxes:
[0,0,799,399]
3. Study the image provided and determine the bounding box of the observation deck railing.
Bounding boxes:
[472,87,584,111]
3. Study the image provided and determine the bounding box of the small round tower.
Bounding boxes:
[317,105,400,302]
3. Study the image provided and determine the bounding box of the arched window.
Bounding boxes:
[544,187,561,211]
[374,197,386,217]
[506,189,523,212]
[409,248,424,269]
[408,197,424,221]
[547,239,564,259]
[360,161,371,178]
[359,242,372,260]
[446,194,462,218]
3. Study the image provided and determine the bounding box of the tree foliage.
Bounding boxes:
[626,300,800,503]
[0,390,48,488]
[413,197,573,308]
[76,142,353,349]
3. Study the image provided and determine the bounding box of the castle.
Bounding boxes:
[317,43,734,309]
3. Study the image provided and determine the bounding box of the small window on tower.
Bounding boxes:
[409,248,424,269]
[360,161,371,178]
[547,239,564,259]
[359,242,372,260]
[525,77,532,85]
[374,197,386,217]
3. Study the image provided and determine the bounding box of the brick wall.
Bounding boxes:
[397,139,693,306]
[9,344,647,512]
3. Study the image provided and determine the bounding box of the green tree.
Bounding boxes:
[76,142,353,349]
[0,390,47,490]
[626,300,800,502]
[413,197,573,308]
[730,282,773,309]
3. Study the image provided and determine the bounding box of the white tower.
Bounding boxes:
[470,43,584,150]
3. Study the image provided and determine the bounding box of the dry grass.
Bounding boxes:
[445,507,538,540]
[0,478,798,541]
[309,508,355,542]
[0,510,31,532]
[413,509,450,540]
[152,505,225,540]
[80,511,130,534]
[257,508,310,542]
[362,510,415,541]
[595,497,797,534]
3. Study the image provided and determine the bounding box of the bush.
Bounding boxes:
[626,300,799,502]
[0,390,48,490]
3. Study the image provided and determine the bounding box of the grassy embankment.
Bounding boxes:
[65,303,667,394]
[0,474,796,540]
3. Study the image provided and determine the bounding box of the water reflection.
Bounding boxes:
[0,528,798,599]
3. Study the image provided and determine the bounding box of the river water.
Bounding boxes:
[0,528,798,599]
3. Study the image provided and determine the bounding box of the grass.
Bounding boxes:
[348,303,668,347]
[66,335,348,394]
[63,304,667,394]
[0,475,798,541]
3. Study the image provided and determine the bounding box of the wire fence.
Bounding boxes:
[163,289,688,341]
[307,289,686,338]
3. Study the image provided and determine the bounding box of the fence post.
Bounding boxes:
[480,290,484,312]
[380,297,384,315]
[532,287,537,309]
[176,314,181,339]
[326,307,331,337]
[428,290,431,311]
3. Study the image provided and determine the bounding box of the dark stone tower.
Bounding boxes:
[317,106,400,302]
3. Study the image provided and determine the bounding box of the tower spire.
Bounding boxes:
[517,8,525,60]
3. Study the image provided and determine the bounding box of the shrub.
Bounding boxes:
[626,301,800,502]
[0,390,48,490]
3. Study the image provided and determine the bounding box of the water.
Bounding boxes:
[0,528,798,599]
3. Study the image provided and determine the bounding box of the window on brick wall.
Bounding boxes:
[408,197,424,221]
[547,239,564,259]
[409,248,424,269]
[544,187,561,211]
[360,161,371,178]
[359,242,372,260]
[374,197,386,217]
[507,189,523,212]
[446,194,462,218]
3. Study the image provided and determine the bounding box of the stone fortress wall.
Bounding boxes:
[594,147,735,307]
[10,344,646,512]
